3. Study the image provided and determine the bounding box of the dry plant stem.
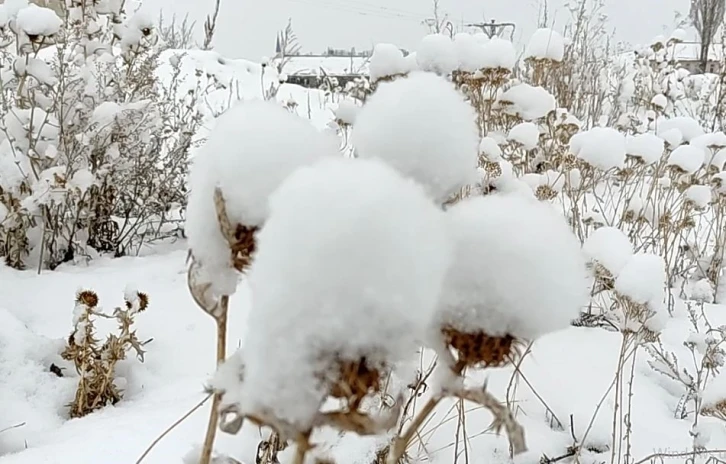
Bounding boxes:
[136,394,213,464]
[200,296,229,464]
[387,361,466,464]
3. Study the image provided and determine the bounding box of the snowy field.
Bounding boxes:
[3,250,726,463]
[3,0,726,463]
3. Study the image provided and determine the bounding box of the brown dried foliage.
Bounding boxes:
[61,289,151,418]
[442,326,521,368]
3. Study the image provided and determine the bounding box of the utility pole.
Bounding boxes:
[466,19,516,40]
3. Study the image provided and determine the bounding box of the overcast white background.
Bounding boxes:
[140,0,691,61]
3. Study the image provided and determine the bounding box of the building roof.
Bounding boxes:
[282,55,370,76]
[671,42,724,62]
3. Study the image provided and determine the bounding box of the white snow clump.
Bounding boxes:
[625,133,664,164]
[436,194,588,340]
[583,226,634,276]
[508,122,540,150]
[353,71,479,203]
[570,127,626,170]
[524,28,565,62]
[667,144,705,174]
[416,34,458,75]
[369,43,408,82]
[498,84,556,120]
[15,4,61,37]
[233,156,452,429]
[185,100,338,296]
[615,253,666,310]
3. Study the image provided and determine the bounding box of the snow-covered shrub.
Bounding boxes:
[352,71,479,204]
[213,156,452,437]
[0,1,203,269]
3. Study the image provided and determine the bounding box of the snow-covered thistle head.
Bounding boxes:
[219,156,451,434]
[434,194,588,369]
[186,99,338,299]
[352,71,479,205]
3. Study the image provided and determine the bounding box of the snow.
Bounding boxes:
[651,94,668,110]
[657,116,705,142]
[625,133,664,164]
[498,84,556,120]
[368,43,407,82]
[583,226,634,276]
[353,71,479,203]
[691,132,726,150]
[15,4,61,37]
[615,253,666,309]
[658,127,684,147]
[416,34,458,76]
[453,33,486,72]
[508,122,540,150]
[685,184,712,208]
[570,127,627,170]
[667,144,705,174]
[334,99,358,125]
[524,28,565,62]
[436,194,588,340]
[481,37,516,70]
[185,99,338,297]
[479,136,502,160]
[224,157,452,430]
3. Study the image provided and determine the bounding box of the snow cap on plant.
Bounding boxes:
[434,194,588,368]
[221,156,452,432]
[353,71,479,204]
[524,28,565,62]
[570,127,626,170]
[185,99,338,298]
[416,33,457,76]
[583,226,634,277]
[369,43,408,82]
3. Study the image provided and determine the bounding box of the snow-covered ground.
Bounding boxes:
[2,246,726,463]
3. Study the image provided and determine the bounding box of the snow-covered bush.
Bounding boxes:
[0,1,203,269]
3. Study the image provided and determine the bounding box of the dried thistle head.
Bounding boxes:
[441,326,523,369]
[77,290,99,308]
[327,356,384,410]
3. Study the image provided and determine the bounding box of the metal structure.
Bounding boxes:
[466,19,516,41]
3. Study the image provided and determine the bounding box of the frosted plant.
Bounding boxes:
[210,157,452,463]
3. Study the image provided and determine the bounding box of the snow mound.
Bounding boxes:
[686,184,712,208]
[524,28,565,62]
[657,116,704,142]
[353,71,479,203]
[436,194,588,340]
[479,136,502,160]
[498,84,556,121]
[185,99,338,297]
[416,34,458,75]
[454,33,486,72]
[369,43,408,82]
[615,253,666,310]
[570,127,626,170]
[15,4,61,37]
[583,226,634,276]
[667,145,705,174]
[508,122,540,150]
[625,133,664,164]
[482,37,516,70]
[230,157,452,429]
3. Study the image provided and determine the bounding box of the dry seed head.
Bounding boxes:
[76,290,99,308]
[442,326,522,369]
[535,184,558,201]
[327,356,384,410]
